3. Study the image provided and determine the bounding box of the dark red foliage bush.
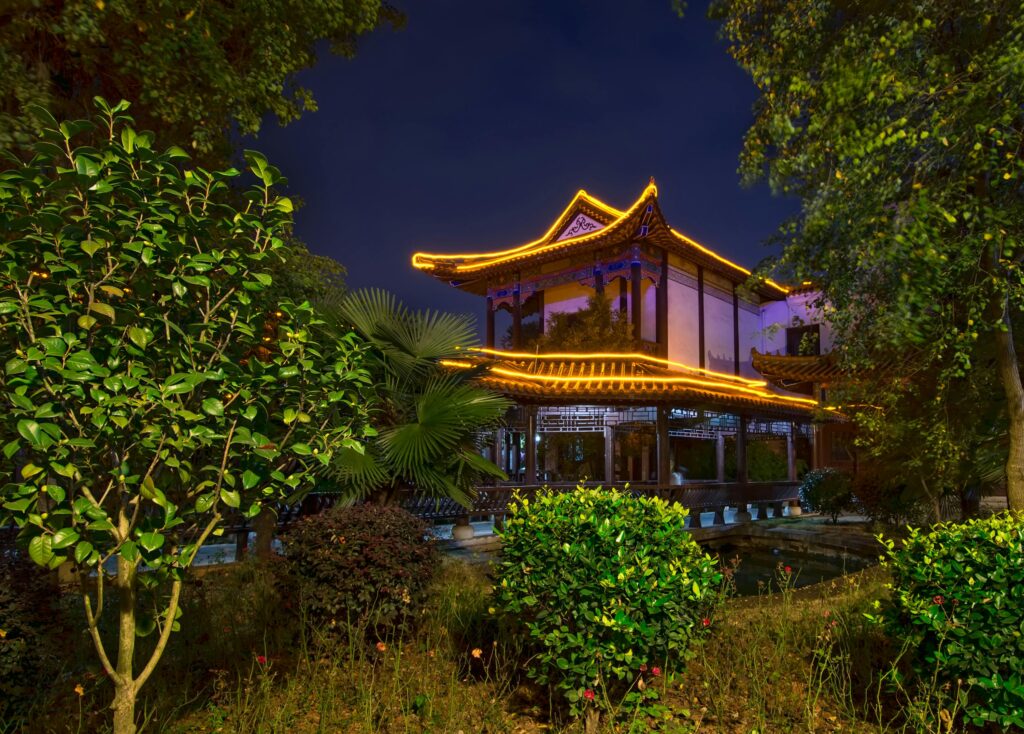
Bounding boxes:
[281,503,439,635]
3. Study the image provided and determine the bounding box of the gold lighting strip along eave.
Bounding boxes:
[667,227,790,295]
[483,366,819,407]
[467,347,769,387]
[410,184,656,272]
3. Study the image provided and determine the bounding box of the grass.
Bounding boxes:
[1,555,985,734]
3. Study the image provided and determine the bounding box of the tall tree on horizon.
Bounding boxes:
[711,0,1024,510]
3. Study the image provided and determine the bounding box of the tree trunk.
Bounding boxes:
[252,509,277,560]
[113,555,138,734]
[993,307,1024,512]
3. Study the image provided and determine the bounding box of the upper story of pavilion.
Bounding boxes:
[412,181,829,380]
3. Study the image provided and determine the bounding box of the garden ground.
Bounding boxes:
[6,535,976,734]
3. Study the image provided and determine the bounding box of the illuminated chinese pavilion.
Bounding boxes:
[412,181,840,502]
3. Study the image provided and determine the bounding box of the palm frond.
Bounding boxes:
[322,445,391,500]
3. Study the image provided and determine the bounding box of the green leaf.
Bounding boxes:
[21,463,43,479]
[128,327,153,349]
[51,527,79,550]
[74,541,94,565]
[220,488,241,508]
[80,240,104,257]
[17,419,56,449]
[89,302,116,321]
[242,470,261,490]
[201,398,224,417]
[28,535,54,567]
[195,493,217,513]
[138,532,165,552]
[120,541,139,564]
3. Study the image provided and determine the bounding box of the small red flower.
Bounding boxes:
[933,595,944,606]
[651,666,661,677]
[784,565,793,574]
[701,617,711,627]
[583,689,595,702]
[255,655,267,665]
[639,663,648,673]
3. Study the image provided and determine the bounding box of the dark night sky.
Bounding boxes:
[249,0,799,327]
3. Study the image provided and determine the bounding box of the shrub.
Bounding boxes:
[282,503,439,636]
[799,468,853,523]
[494,487,722,724]
[880,512,1024,730]
[852,470,932,527]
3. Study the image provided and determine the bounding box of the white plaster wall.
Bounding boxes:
[760,300,789,355]
[704,290,735,373]
[738,307,762,378]
[667,279,700,365]
[759,291,833,355]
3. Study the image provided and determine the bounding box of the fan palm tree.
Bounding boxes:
[321,288,510,506]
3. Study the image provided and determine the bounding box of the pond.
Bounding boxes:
[712,544,875,596]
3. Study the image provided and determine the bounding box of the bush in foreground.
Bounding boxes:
[880,512,1024,730]
[283,503,439,636]
[800,468,854,523]
[494,487,721,727]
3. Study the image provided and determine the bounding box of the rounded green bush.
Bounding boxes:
[799,468,853,523]
[881,512,1024,730]
[494,487,722,720]
[282,503,439,636]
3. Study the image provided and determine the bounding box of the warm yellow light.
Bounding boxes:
[411,184,656,273]
[483,365,818,407]
[470,347,768,387]
[668,227,789,295]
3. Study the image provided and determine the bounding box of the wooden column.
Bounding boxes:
[787,423,797,481]
[656,406,671,486]
[604,425,615,485]
[697,266,706,370]
[631,251,643,346]
[619,278,627,314]
[732,285,741,376]
[594,260,604,299]
[485,295,495,348]
[512,273,522,349]
[738,420,749,483]
[525,406,537,484]
[715,433,726,482]
[495,428,505,475]
[656,249,668,357]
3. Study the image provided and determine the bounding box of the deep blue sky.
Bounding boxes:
[250,0,799,323]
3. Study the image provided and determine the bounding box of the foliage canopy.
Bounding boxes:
[0,99,371,733]
[712,0,1024,508]
[0,0,402,162]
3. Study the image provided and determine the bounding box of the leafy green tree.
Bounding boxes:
[711,0,1024,509]
[0,0,402,161]
[0,100,371,734]
[533,293,636,352]
[324,288,510,506]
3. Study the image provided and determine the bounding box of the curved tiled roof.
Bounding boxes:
[751,349,843,385]
[443,349,819,417]
[412,182,788,298]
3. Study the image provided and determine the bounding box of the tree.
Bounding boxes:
[324,288,510,506]
[0,100,371,734]
[711,0,1024,509]
[533,293,636,352]
[0,0,402,162]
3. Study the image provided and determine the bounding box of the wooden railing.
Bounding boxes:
[397,481,801,526]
